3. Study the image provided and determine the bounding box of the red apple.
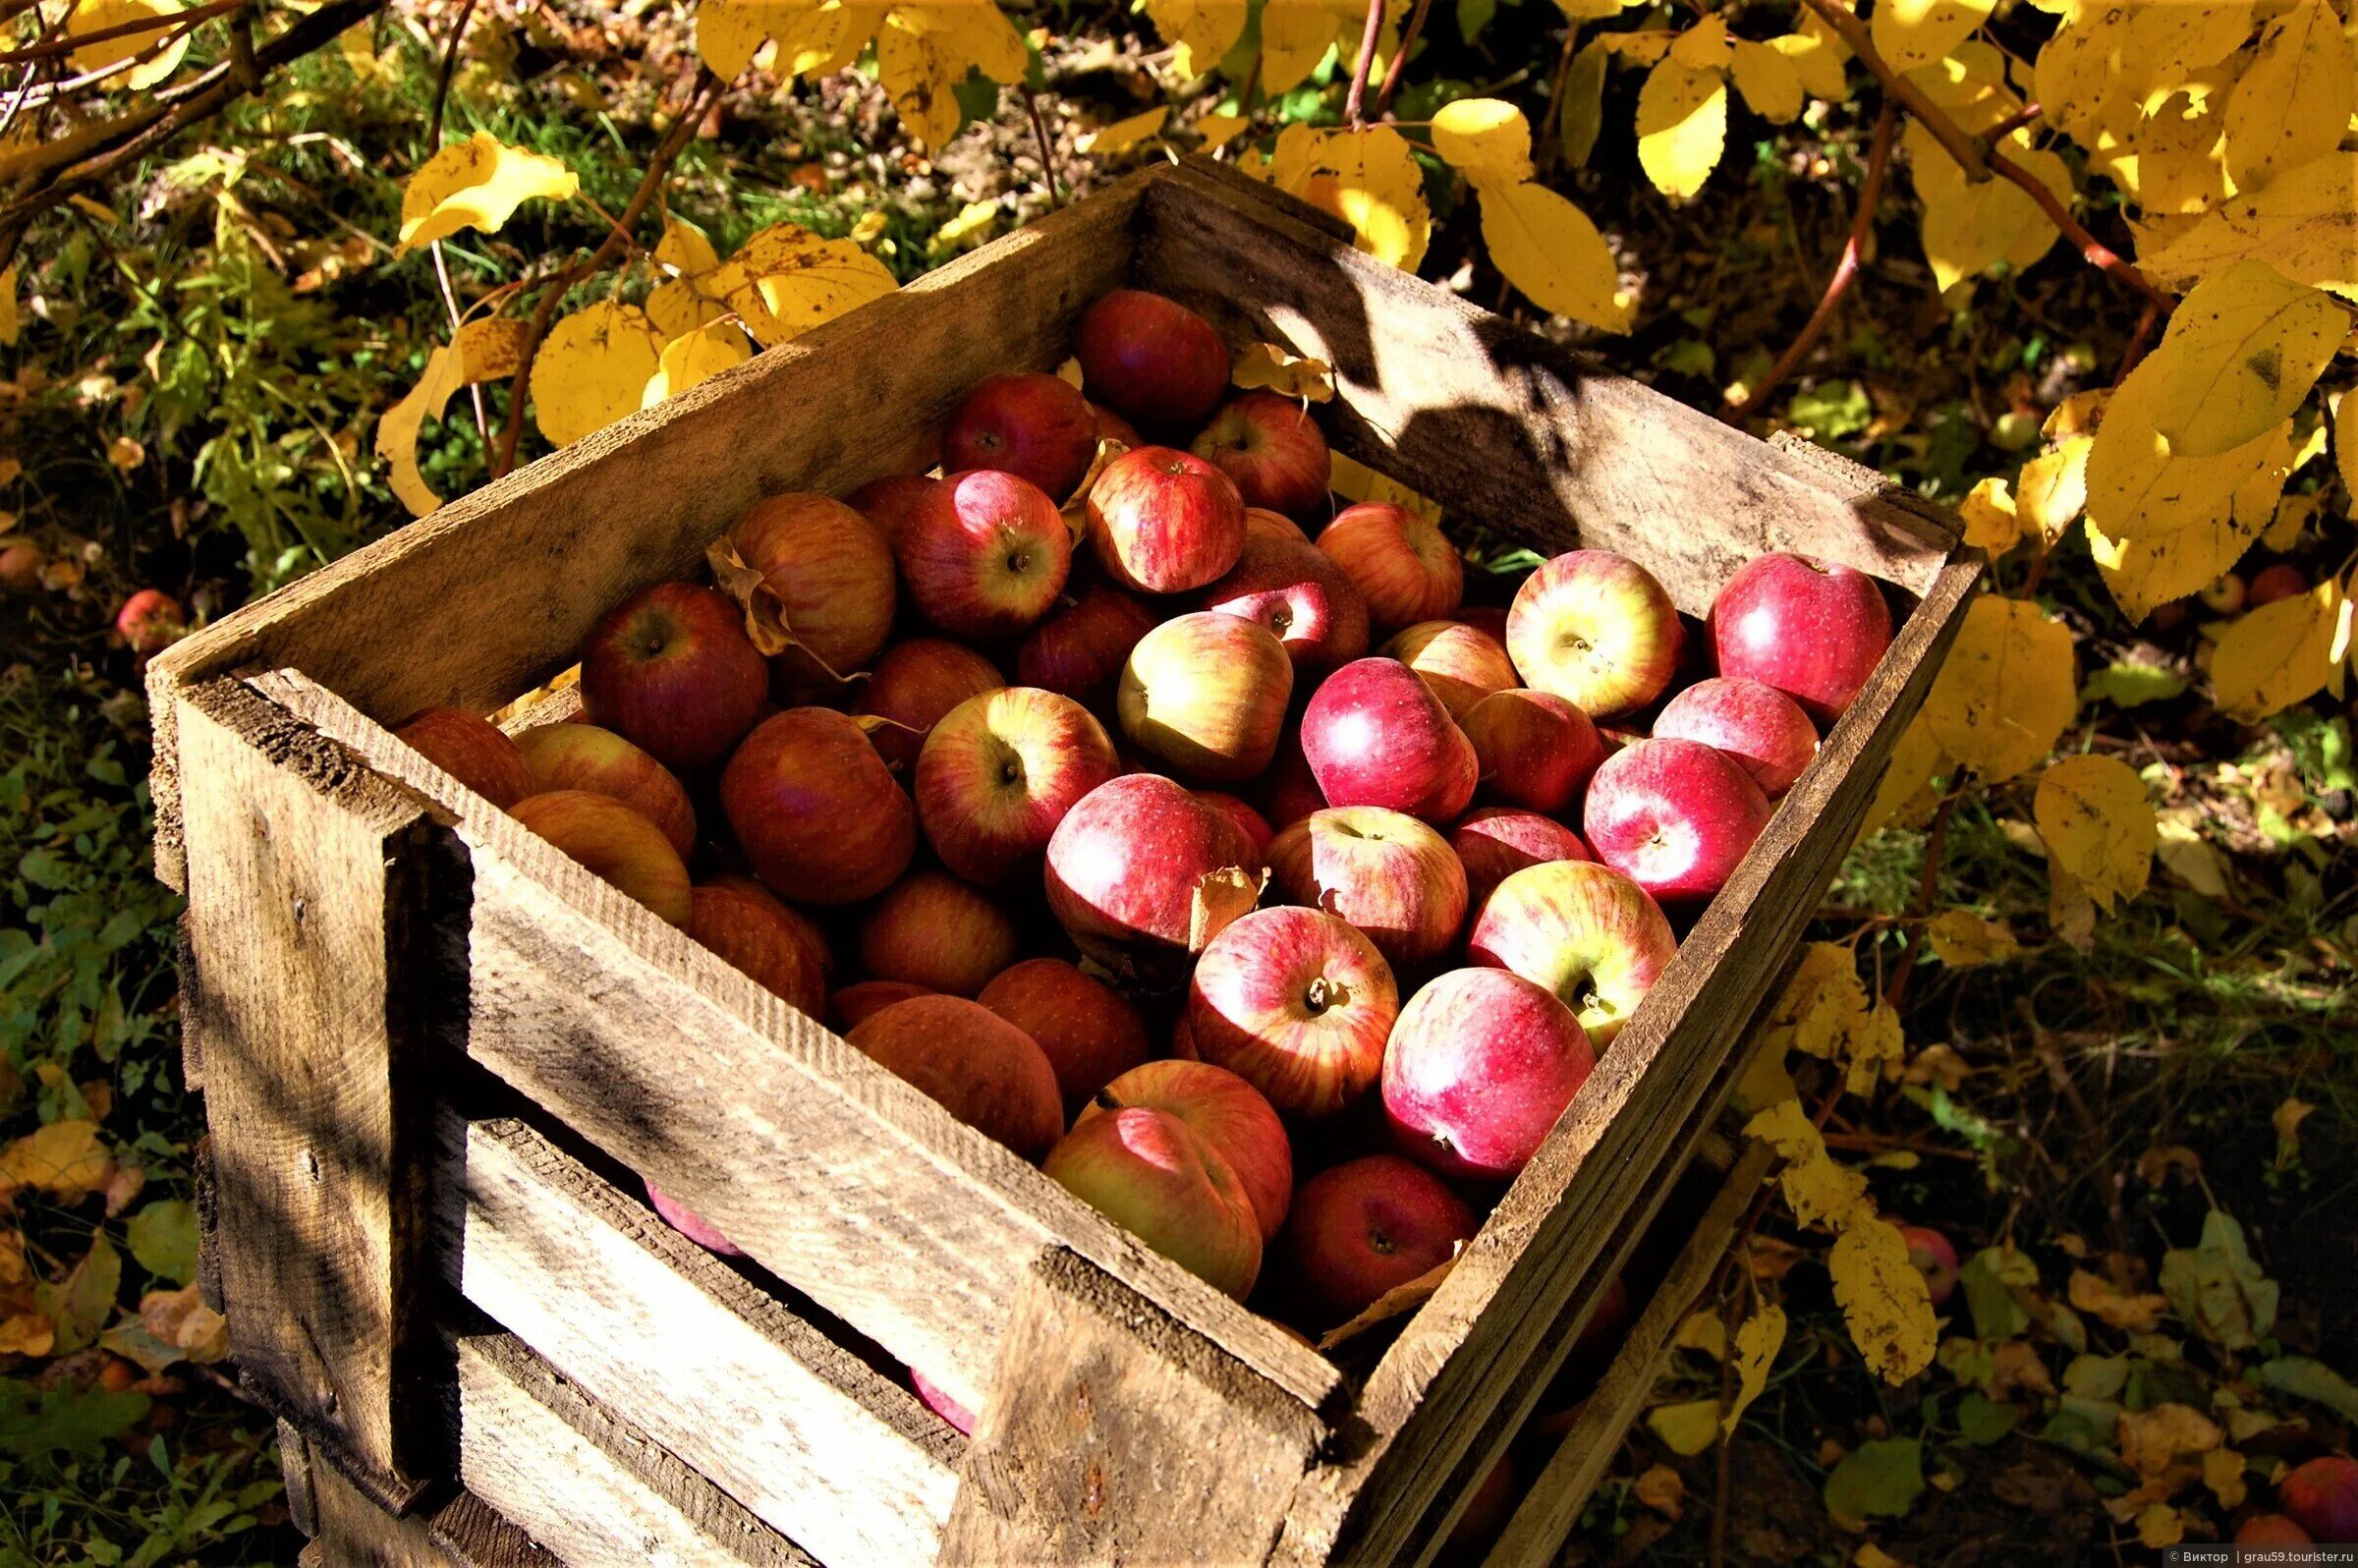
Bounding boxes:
[1301,656,1479,824]
[1381,620,1517,720]
[1086,446,1246,593]
[2237,1513,2313,1545]
[1074,288,1228,429]
[2281,1457,2358,1542]
[852,638,1006,774]
[511,790,693,926]
[849,993,1064,1161]
[646,1181,742,1257]
[1016,584,1159,711]
[395,707,536,809]
[1169,1011,1200,1060]
[1044,1106,1262,1297]
[1088,400,1143,450]
[1277,1153,1476,1326]
[1505,550,1683,719]
[915,685,1121,886]
[1898,1224,1959,1307]
[580,583,769,771]
[2248,562,2309,607]
[1317,503,1462,629]
[1193,791,1274,857]
[1457,603,1511,644]
[728,494,898,701]
[1261,723,1328,831]
[1711,552,1893,722]
[846,474,942,544]
[942,370,1098,500]
[1654,677,1819,798]
[114,588,187,653]
[686,875,828,1015]
[911,1366,974,1434]
[1187,906,1400,1120]
[1467,859,1676,1045]
[1196,529,1371,672]
[1451,807,1590,909]
[978,958,1151,1113]
[1247,507,1311,543]
[1190,392,1332,520]
[1043,774,1262,989]
[1384,967,1594,1181]
[1077,1059,1293,1242]
[829,979,930,1031]
[515,722,695,855]
[720,708,916,904]
[1461,689,1605,814]
[1266,806,1468,969]
[1117,611,1293,784]
[1583,737,1772,903]
[896,469,1072,639]
[858,870,1020,997]
[1447,1456,1517,1557]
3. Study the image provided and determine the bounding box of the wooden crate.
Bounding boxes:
[149,158,1978,1566]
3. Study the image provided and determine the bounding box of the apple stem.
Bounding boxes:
[1304,976,1332,1014]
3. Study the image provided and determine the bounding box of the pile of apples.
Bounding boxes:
[394,287,1896,1421]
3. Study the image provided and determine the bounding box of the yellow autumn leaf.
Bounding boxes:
[1911,128,2069,293]
[1594,27,1674,64]
[658,215,722,279]
[2119,1402,2224,1476]
[0,264,16,348]
[1927,909,2022,966]
[1431,98,1535,190]
[2204,1446,2248,1510]
[1872,0,1994,74]
[1746,1098,1873,1231]
[643,320,754,408]
[1668,15,1733,73]
[1477,180,1634,333]
[697,0,876,82]
[2068,1268,2169,1331]
[2118,85,2232,220]
[1330,452,1439,521]
[2016,436,2092,545]
[375,317,527,517]
[1770,28,1848,103]
[1194,112,1251,150]
[0,1121,110,1199]
[2034,755,2155,914]
[68,0,188,89]
[2140,261,2344,459]
[1723,1305,1786,1434]
[1906,42,2018,138]
[1648,1398,1723,1456]
[2222,0,2353,196]
[1960,476,2021,552]
[1555,0,1643,17]
[646,217,730,338]
[926,199,1000,258]
[713,223,899,348]
[1636,58,1727,199]
[696,1,778,81]
[2146,152,2358,297]
[1829,1215,1938,1383]
[2340,392,2358,497]
[2210,577,2350,721]
[1232,341,1335,401]
[1270,125,1431,269]
[531,301,665,449]
[1077,106,1170,157]
[1858,714,1946,841]
[398,133,579,253]
[1262,0,1400,95]
[1673,1310,1728,1361]
[874,3,1027,148]
[1920,595,2078,782]
[1729,38,1803,124]
[1143,0,1250,78]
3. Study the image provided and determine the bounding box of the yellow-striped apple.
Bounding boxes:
[1117,611,1293,783]
[516,722,695,856]
[1467,859,1675,1044]
[1710,552,1892,721]
[1653,676,1819,797]
[1277,1153,1476,1326]
[1461,689,1605,813]
[851,638,1005,774]
[1266,807,1468,969]
[1583,737,1771,902]
[1384,967,1595,1180]
[720,708,916,904]
[511,790,693,926]
[728,494,897,702]
[581,583,769,770]
[1086,446,1246,593]
[396,707,535,808]
[1075,288,1228,428]
[1506,550,1682,718]
[1044,774,1262,988]
[1317,502,1462,628]
[1191,391,1332,520]
[1077,1060,1293,1242]
[978,958,1150,1113]
[1381,620,1516,718]
[897,469,1072,639]
[848,994,1063,1162]
[1187,906,1400,1120]
[857,870,1020,996]
[942,371,1098,499]
[915,686,1120,886]
[1301,656,1479,824]
[1044,1106,1263,1297]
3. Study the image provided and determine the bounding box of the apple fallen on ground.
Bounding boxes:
[720,707,916,904]
[728,493,898,703]
[1384,967,1595,1182]
[1187,906,1400,1120]
[396,707,536,809]
[516,722,695,855]
[1265,806,1469,970]
[848,994,1063,1162]
[114,588,187,653]
[1899,1224,1959,1307]
[1584,736,1772,903]
[914,685,1119,887]
[511,789,694,926]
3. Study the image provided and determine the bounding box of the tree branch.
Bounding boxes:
[1987,142,2175,310]
[0,0,241,63]
[1342,0,1384,128]
[1793,0,1991,179]
[1372,0,1432,121]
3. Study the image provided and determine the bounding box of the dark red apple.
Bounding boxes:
[1461,688,1605,814]
[1654,676,1819,797]
[1016,584,1159,711]
[851,638,1006,774]
[511,789,694,926]
[1266,806,1469,969]
[396,707,536,809]
[2237,1514,2313,1545]
[857,870,1020,996]
[829,979,931,1031]
[1317,503,1462,628]
[1089,400,1143,450]
[1043,773,1263,989]
[1583,737,1772,903]
[849,993,1064,1161]
[1191,391,1332,520]
[720,707,916,904]
[915,686,1120,886]
[728,493,898,701]
[897,469,1072,639]
[1086,446,1247,594]
[1277,1153,1476,1326]
[1193,791,1274,857]
[1077,1059,1293,1243]
[581,583,769,771]
[1260,722,1328,831]
[1711,552,1893,722]
[1196,528,1371,672]
[979,957,1151,1113]
[1301,657,1479,824]
[942,371,1098,500]
[114,588,187,653]
[2248,562,2309,607]
[846,474,942,545]
[2281,1456,2358,1542]
[1075,288,1228,429]
[1450,806,1590,910]
[686,875,828,1015]
[1188,906,1400,1120]
[1384,967,1595,1181]
[515,722,695,855]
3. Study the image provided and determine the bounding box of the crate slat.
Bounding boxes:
[285,1419,555,1568]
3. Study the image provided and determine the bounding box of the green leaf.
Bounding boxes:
[1786,379,1873,441]
[2063,1353,2129,1401]
[33,1233,121,1356]
[1958,1247,2032,1342]
[2158,1209,2277,1350]
[1824,1436,1926,1523]
[126,1200,198,1287]
[951,66,1001,135]
[2079,662,2190,708]
[2038,1393,2121,1458]
[2252,1356,2358,1423]
[0,1379,151,1457]
[1956,1391,2020,1445]
[1457,0,1497,44]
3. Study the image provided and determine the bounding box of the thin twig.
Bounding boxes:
[0,0,239,62]
[424,0,475,151]
[1371,0,1432,121]
[1020,84,1060,209]
[1881,774,1970,1012]
[2113,299,2163,386]
[1537,17,1584,173]
[1989,143,2174,309]
[1341,0,1384,128]
[1726,103,1896,421]
[1793,0,1990,179]
[1984,100,2043,143]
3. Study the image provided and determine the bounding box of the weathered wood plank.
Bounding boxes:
[176,677,455,1499]
[436,1110,960,1565]
[1134,167,1957,615]
[943,1248,1326,1566]
[285,1419,555,1568]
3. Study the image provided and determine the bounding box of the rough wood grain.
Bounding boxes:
[436,1110,960,1565]
[1135,167,1957,615]
[175,676,453,1500]
[285,1420,555,1568]
[1277,556,1982,1566]
[1482,1139,1781,1568]
[942,1248,1325,1566]
[455,1332,814,1568]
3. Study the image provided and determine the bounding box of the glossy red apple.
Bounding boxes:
[1191,391,1332,520]
[646,1181,742,1257]
[1300,657,1479,824]
[1447,1456,1517,1557]
[915,685,1120,886]
[728,494,897,702]
[1074,288,1228,429]
[1246,507,1311,543]
[1077,1060,1293,1242]
[2281,1456,2358,1541]
[1088,400,1143,450]
[515,722,694,855]
[849,994,1064,1161]
[115,588,187,653]
[1045,1106,1263,1297]
[828,979,930,1031]
[850,638,1006,774]
[846,474,941,544]
[942,370,1098,500]
[1451,806,1590,910]
[1654,676,1819,797]
[1711,552,1893,722]
[1266,806,1469,969]
[1584,737,1772,903]
[1016,584,1159,711]
[581,583,769,771]
[1461,689,1605,814]
[1898,1224,1959,1307]
[979,957,1151,1113]
[1468,859,1676,1045]
[511,790,693,926]
[685,875,828,1015]
[1187,906,1400,1120]
[395,707,536,809]
[1260,723,1327,830]
[1384,967,1594,1181]
[1193,791,1274,857]
[857,870,1020,997]
[1381,620,1517,720]
[1086,446,1246,593]
[1505,550,1683,719]
[1043,773,1262,989]
[1198,529,1371,672]
[896,469,1072,639]
[720,707,916,904]
[1317,503,1463,629]
[1277,1153,1476,1326]
[1117,611,1293,784]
